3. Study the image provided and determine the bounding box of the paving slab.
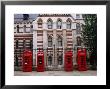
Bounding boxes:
[14,70,97,76]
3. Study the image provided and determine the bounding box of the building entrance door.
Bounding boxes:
[46,44,63,71]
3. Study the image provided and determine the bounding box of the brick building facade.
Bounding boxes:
[14,14,84,71]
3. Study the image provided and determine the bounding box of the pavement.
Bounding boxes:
[14,70,97,76]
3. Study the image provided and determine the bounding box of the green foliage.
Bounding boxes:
[82,14,97,68]
[81,14,97,52]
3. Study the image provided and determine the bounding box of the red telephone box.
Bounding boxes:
[36,49,45,72]
[64,51,73,71]
[77,48,87,71]
[22,50,32,72]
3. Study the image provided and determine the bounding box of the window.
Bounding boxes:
[47,18,53,29]
[25,40,31,48]
[67,57,71,64]
[14,26,16,33]
[18,40,24,48]
[30,25,33,28]
[16,40,18,49]
[66,18,71,29]
[37,18,43,28]
[24,25,26,32]
[58,54,63,65]
[15,54,19,66]
[30,25,33,33]
[76,23,80,30]
[76,14,80,18]
[76,23,80,34]
[48,36,52,47]
[16,25,19,33]
[23,40,25,49]
[14,26,16,29]
[23,14,29,20]
[17,25,23,33]
[30,40,33,49]
[57,36,62,47]
[38,56,42,65]
[77,36,81,46]
[57,19,62,29]
[48,56,52,66]
[30,22,32,24]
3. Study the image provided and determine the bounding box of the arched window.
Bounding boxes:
[57,54,63,65]
[77,36,81,46]
[47,18,53,29]
[76,23,80,34]
[48,56,52,66]
[37,18,43,28]
[48,36,52,47]
[57,36,62,47]
[66,18,72,29]
[24,25,26,32]
[57,19,62,29]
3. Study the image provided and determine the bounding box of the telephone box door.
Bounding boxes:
[64,51,73,71]
[77,49,87,71]
[22,50,32,72]
[36,52,44,72]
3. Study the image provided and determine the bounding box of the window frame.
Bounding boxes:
[66,18,72,29]
[76,23,81,34]
[57,18,62,29]
[57,36,63,47]
[48,36,53,47]
[57,54,63,65]
[48,55,52,66]
[47,18,53,29]
[37,18,43,28]
[77,36,81,46]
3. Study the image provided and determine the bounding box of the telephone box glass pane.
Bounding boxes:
[38,56,42,65]
[67,57,71,64]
